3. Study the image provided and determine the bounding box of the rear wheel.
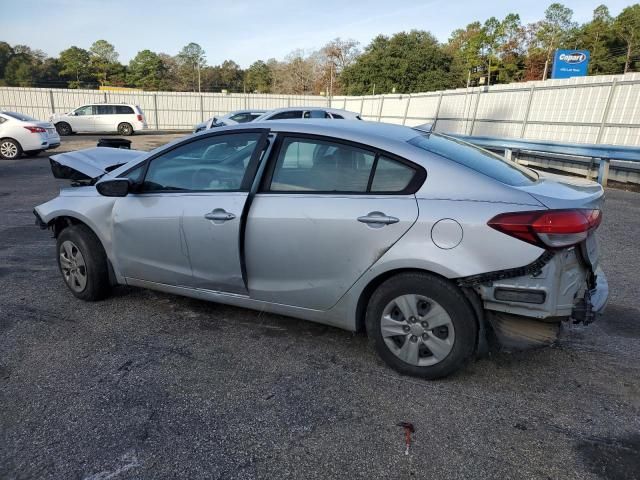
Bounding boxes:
[366,272,478,379]
[56,224,111,301]
[55,122,72,136]
[0,139,22,160]
[118,122,134,136]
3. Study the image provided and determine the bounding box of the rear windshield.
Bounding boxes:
[3,111,38,122]
[408,133,537,186]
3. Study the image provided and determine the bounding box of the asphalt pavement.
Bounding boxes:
[0,143,639,480]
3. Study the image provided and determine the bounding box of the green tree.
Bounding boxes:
[245,60,272,93]
[537,3,578,78]
[0,41,13,80]
[59,46,93,87]
[128,50,167,90]
[177,42,206,92]
[89,40,120,86]
[614,5,640,73]
[341,30,456,95]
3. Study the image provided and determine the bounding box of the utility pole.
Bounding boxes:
[542,59,549,81]
[197,61,201,93]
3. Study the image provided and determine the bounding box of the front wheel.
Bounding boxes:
[366,272,478,379]
[0,138,22,160]
[118,122,134,136]
[56,224,111,301]
[55,122,72,136]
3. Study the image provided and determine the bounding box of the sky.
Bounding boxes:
[1,0,634,67]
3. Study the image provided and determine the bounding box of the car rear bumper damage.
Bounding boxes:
[459,248,608,351]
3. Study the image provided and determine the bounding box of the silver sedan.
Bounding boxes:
[34,120,608,379]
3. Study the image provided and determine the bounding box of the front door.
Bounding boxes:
[245,135,422,310]
[112,130,267,292]
[69,105,96,132]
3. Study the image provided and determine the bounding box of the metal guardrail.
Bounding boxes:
[448,134,640,186]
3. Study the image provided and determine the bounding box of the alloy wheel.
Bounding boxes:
[59,240,88,292]
[381,294,455,366]
[0,141,19,159]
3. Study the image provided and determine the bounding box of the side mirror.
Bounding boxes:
[96,178,130,197]
[68,111,76,116]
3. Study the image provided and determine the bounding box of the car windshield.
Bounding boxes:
[408,133,538,186]
[3,111,38,122]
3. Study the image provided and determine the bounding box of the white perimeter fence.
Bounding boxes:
[1,72,639,146]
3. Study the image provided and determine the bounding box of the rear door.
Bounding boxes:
[112,130,268,292]
[245,135,423,310]
[94,104,116,132]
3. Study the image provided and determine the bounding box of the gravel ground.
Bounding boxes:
[0,141,639,480]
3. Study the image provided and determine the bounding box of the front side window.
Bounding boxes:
[141,132,262,192]
[270,138,375,192]
[74,106,94,116]
[230,113,252,123]
[268,110,303,120]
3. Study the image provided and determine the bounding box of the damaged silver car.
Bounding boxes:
[34,121,608,379]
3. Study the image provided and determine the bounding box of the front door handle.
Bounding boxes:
[204,208,236,223]
[357,211,399,227]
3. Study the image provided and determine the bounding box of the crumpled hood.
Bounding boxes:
[49,147,145,182]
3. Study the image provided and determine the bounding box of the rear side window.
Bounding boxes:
[331,113,344,119]
[371,156,415,192]
[408,133,537,186]
[116,105,135,114]
[269,110,303,120]
[96,105,116,115]
[268,137,421,194]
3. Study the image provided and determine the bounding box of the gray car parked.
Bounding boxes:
[34,120,608,378]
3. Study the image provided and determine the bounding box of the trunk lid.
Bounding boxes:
[49,147,145,184]
[516,171,604,210]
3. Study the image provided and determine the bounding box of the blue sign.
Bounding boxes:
[551,50,590,79]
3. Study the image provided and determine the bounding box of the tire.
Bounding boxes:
[56,224,111,301]
[365,272,478,379]
[24,150,44,157]
[0,138,22,160]
[55,122,72,136]
[118,122,134,136]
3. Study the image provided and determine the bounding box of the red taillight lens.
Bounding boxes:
[24,126,46,133]
[488,209,602,249]
[136,114,143,121]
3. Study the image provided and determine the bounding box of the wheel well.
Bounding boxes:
[355,268,483,339]
[50,216,117,285]
[1,137,20,146]
[50,216,84,238]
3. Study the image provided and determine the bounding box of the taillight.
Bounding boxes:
[24,126,46,133]
[488,209,602,249]
[136,114,143,121]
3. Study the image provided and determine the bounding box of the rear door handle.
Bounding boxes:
[204,209,236,222]
[357,211,399,227]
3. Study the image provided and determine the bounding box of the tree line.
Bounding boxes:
[0,3,638,95]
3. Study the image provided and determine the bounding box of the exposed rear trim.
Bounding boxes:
[457,251,555,287]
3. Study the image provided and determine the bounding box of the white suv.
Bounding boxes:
[51,104,147,136]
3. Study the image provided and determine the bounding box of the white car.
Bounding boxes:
[193,110,267,133]
[253,107,361,121]
[50,104,147,136]
[0,111,60,160]
[193,107,361,133]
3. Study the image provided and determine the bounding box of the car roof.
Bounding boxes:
[261,106,356,115]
